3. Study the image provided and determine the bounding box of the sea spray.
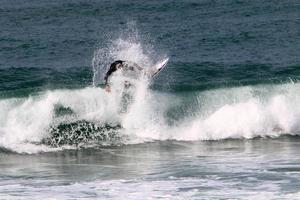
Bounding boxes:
[92,22,156,86]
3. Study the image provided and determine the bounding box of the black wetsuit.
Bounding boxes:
[104,60,143,86]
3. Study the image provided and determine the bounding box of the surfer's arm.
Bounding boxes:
[104,67,116,93]
[104,73,114,93]
[124,61,143,72]
[132,63,143,71]
[104,76,111,92]
[104,74,109,86]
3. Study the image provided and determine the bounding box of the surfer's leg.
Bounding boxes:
[119,84,135,113]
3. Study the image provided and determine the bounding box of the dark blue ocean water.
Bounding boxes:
[1,0,300,199]
[1,0,300,93]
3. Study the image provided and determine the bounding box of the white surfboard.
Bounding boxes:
[149,58,169,77]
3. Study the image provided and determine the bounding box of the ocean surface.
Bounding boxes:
[1,0,300,199]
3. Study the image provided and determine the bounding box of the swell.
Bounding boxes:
[0,67,92,98]
[153,62,300,92]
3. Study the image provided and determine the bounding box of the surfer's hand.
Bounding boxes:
[105,85,111,93]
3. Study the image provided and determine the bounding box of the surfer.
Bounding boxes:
[104,60,143,92]
[103,59,168,113]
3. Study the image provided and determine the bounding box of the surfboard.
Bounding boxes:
[149,58,169,77]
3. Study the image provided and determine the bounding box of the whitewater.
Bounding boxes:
[1,75,300,153]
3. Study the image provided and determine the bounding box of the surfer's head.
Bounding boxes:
[113,60,124,70]
[104,60,124,84]
[116,63,123,69]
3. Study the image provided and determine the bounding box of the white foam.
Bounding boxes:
[2,81,300,153]
[0,87,121,153]
[171,82,300,141]
[1,176,299,200]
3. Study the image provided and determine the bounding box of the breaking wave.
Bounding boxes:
[1,81,300,153]
[1,24,300,153]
